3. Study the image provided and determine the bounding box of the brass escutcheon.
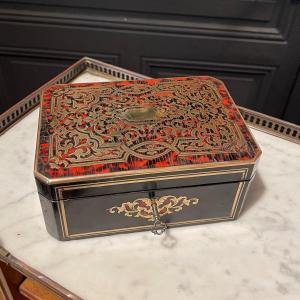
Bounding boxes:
[121,106,165,122]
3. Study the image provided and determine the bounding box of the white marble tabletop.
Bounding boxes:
[1,72,300,300]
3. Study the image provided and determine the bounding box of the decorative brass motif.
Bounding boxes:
[107,195,199,221]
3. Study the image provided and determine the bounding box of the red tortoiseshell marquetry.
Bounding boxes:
[36,76,260,180]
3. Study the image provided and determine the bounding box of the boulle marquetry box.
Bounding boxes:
[34,76,261,240]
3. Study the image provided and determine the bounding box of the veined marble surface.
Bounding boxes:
[1,72,300,300]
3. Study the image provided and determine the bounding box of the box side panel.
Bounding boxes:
[55,179,249,240]
[35,178,58,201]
[234,176,253,218]
[38,193,64,241]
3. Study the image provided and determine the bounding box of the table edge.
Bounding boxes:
[0,246,83,300]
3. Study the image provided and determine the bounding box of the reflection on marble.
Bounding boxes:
[71,70,117,84]
[1,73,300,300]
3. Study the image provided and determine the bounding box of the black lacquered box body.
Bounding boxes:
[36,164,256,240]
[35,76,261,240]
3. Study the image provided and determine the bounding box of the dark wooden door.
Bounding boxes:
[284,68,300,125]
[0,0,300,124]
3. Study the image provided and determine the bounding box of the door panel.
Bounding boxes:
[141,58,276,110]
[0,54,118,113]
[284,68,300,125]
[1,0,296,40]
[0,56,73,112]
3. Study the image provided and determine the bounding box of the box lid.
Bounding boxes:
[34,76,261,186]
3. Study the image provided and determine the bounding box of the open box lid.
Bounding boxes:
[34,76,261,200]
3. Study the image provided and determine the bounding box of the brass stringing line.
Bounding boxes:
[55,188,67,238]
[235,182,249,217]
[228,170,248,218]
[63,216,234,238]
[230,181,245,217]
[59,200,69,237]
[56,168,248,198]
[37,159,255,186]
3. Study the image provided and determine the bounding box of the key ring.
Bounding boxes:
[150,199,167,235]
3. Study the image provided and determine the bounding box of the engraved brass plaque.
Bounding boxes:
[121,106,165,122]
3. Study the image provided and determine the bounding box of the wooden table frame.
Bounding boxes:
[0,247,80,299]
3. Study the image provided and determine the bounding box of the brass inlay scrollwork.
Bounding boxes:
[46,79,248,169]
[107,195,199,221]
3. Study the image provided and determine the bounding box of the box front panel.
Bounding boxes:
[56,179,249,240]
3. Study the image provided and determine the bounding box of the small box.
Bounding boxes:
[34,76,261,240]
